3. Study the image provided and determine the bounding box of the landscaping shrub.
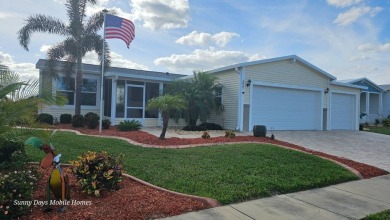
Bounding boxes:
[102,119,111,129]
[84,112,100,129]
[225,130,236,138]
[201,131,210,139]
[375,118,380,126]
[0,141,25,169]
[70,151,123,197]
[199,122,223,130]
[72,114,85,127]
[0,167,41,219]
[117,120,142,131]
[60,113,72,124]
[182,125,206,131]
[35,113,53,125]
[382,118,390,127]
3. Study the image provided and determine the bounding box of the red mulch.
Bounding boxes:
[27,167,210,220]
[54,124,389,179]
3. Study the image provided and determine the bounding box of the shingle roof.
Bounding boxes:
[379,84,390,91]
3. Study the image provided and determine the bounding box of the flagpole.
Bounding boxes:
[99,9,108,133]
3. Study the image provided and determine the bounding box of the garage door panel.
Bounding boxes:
[251,86,321,130]
[331,93,356,130]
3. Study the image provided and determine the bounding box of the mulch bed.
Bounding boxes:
[27,167,211,219]
[54,124,389,179]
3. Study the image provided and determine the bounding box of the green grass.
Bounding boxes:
[362,209,390,220]
[25,131,359,204]
[365,126,390,135]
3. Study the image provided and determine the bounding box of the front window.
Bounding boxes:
[56,77,97,106]
[145,82,160,118]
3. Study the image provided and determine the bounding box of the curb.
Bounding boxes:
[122,174,221,208]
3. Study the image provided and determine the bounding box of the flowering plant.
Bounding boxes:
[70,151,123,197]
[0,168,41,219]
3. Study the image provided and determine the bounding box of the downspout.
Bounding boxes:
[235,67,245,132]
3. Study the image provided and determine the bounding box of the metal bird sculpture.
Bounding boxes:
[24,130,70,212]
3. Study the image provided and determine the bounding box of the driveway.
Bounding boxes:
[269,131,390,172]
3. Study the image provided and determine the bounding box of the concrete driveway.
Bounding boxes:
[269,131,390,172]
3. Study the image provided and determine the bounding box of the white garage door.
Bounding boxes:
[331,93,356,130]
[251,85,322,130]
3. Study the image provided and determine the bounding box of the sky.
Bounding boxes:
[0,0,390,84]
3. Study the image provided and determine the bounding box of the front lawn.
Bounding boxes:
[362,209,390,220]
[26,131,358,204]
[365,126,390,135]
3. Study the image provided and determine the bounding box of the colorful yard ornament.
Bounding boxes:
[24,130,70,212]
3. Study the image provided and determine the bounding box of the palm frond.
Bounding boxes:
[18,14,67,51]
[84,11,104,35]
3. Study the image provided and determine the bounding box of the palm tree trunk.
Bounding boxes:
[160,112,169,140]
[75,51,82,115]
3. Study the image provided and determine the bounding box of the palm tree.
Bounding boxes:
[18,0,112,115]
[166,71,223,126]
[0,63,59,163]
[146,94,186,140]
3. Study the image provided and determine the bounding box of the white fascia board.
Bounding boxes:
[105,72,174,82]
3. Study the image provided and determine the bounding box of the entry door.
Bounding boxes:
[126,85,144,121]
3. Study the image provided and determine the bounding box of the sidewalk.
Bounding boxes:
[163,174,390,220]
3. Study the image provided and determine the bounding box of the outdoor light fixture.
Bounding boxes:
[246,79,252,87]
[324,87,329,94]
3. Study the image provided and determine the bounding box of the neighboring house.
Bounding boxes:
[206,55,365,131]
[36,59,186,126]
[37,55,366,131]
[379,84,390,118]
[338,78,385,124]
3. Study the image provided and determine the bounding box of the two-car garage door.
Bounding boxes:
[250,85,358,130]
[251,85,322,130]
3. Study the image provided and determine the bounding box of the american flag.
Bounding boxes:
[105,14,135,48]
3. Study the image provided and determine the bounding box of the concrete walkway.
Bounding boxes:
[164,174,390,220]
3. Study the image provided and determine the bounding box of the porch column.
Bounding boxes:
[110,78,117,125]
[366,92,370,123]
[158,83,163,127]
[379,93,383,119]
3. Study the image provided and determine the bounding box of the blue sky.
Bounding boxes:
[1,0,390,84]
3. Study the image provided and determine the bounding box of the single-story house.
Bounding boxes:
[337,78,385,124]
[379,84,390,118]
[36,59,186,127]
[36,55,366,131]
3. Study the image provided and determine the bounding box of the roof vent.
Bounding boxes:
[166,72,169,75]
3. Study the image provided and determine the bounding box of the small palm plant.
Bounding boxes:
[146,94,186,140]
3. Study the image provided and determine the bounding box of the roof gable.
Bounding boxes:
[342,78,383,93]
[207,55,337,80]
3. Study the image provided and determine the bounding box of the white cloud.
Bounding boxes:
[154,47,264,73]
[327,0,362,8]
[130,0,189,30]
[82,51,149,70]
[176,31,240,47]
[358,43,390,52]
[349,55,370,61]
[40,44,148,70]
[333,6,382,26]
[0,51,38,81]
